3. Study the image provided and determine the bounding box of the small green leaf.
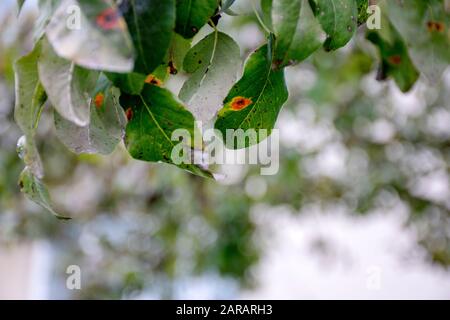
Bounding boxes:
[272,0,325,68]
[14,42,46,137]
[367,18,419,92]
[175,0,219,39]
[38,37,98,126]
[106,34,191,95]
[167,33,192,74]
[215,44,288,149]
[19,168,71,220]
[119,0,176,75]
[54,75,127,154]
[356,0,369,26]
[310,0,358,51]
[180,31,241,122]
[14,40,47,178]
[46,0,134,72]
[383,0,450,82]
[121,84,214,178]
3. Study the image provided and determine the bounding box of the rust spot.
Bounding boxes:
[94,93,105,109]
[434,22,445,32]
[230,96,253,111]
[388,55,402,65]
[168,60,178,75]
[427,21,446,33]
[96,7,123,31]
[125,107,133,121]
[272,59,283,70]
[145,74,163,86]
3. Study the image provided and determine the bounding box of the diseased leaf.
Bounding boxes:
[175,0,218,39]
[367,17,419,92]
[121,84,213,178]
[14,41,47,178]
[310,0,358,51]
[38,37,98,126]
[119,0,176,75]
[167,33,192,74]
[215,44,288,149]
[46,0,134,72]
[54,75,127,154]
[272,0,325,68]
[179,31,240,122]
[383,0,450,82]
[106,34,191,95]
[19,167,71,220]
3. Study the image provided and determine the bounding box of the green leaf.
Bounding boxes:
[19,168,71,220]
[34,0,60,41]
[46,0,134,72]
[175,0,219,39]
[167,33,192,74]
[38,37,98,126]
[14,41,47,178]
[261,0,274,31]
[310,0,358,51]
[221,0,236,12]
[356,0,369,26]
[120,84,214,178]
[106,34,191,95]
[17,0,26,12]
[119,0,176,75]
[144,33,192,82]
[179,31,241,122]
[383,0,450,82]
[271,0,325,68]
[54,75,127,154]
[214,44,289,149]
[106,72,147,95]
[367,18,419,92]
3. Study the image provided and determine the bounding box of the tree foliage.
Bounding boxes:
[13,0,450,217]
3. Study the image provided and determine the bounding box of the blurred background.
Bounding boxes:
[1,0,449,299]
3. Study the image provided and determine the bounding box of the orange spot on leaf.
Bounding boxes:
[125,107,133,121]
[230,96,253,111]
[96,7,122,31]
[94,93,105,109]
[434,22,445,32]
[388,55,402,65]
[145,74,163,86]
[427,21,446,33]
